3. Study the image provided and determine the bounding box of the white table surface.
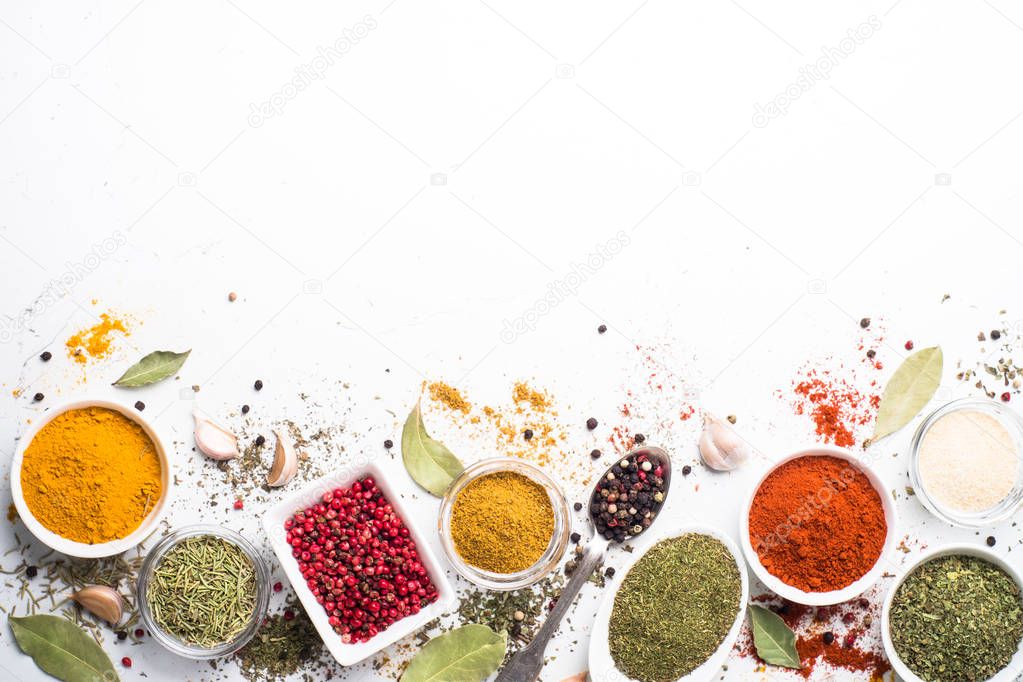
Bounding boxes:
[3,0,1023,680]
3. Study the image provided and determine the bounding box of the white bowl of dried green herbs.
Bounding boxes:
[882,545,1023,682]
[588,525,749,682]
[137,525,270,658]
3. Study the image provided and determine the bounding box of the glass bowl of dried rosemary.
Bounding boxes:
[438,457,571,590]
[137,525,270,659]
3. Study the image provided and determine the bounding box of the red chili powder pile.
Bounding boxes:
[790,369,880,447]
[748,455,887,592]
[738,596,891,679]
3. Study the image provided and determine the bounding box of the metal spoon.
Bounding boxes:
[494,446,673,682]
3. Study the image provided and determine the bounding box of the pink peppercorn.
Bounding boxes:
[273,581,283,592]
[233,499,244,510]
[1002,392,1011,402]
[905,340,914,350]
[121,657,132,668]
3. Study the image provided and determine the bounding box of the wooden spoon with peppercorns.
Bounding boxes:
[495,446,672,682]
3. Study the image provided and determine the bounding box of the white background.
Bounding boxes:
[3,0,1023,680]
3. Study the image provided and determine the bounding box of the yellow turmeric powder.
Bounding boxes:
[21,407,162,544]
[450,471,554,573]
[66,312,128,363]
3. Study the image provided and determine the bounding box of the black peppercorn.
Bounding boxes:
[597,324,607,334]
[570,532,581,544]
[866,349,876,359]
[134,401,145,411]
[682,465,692,476]
[987,536,996,547]
[633,433,645,444]
[823,631,834,645]
[25,566,37,578]
[511,622,522,636]
[117,631,127,641]
[590,449,601,459]
[384,439,394,449]
[573,502,582,511]
[255,435,266,447]
[992,330,1002,340]
[604,567,616,578]
[33,392,43,402]
[860,317,871,329]
[586,417,598,430]
[39,351,52,361]
[241,404,250,414]
[254,379,263,391]
[523,429,533,441]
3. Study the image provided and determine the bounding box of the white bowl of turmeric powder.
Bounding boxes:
[11,398,173,558]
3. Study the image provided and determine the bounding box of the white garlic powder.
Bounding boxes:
[918,409,1018,513]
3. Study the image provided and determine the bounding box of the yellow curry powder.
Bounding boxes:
[428,381,471,414]
[66,313,128,363]
[21,407,162,544]
[450,471,554,573]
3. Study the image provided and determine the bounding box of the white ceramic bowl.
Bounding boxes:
[881,544,1023,682]
[739,446,898,606]
[11,397,174,558]
[588,524,750,682]
[263,460,455,667]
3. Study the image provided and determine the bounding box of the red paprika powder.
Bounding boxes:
[748,455,887,592]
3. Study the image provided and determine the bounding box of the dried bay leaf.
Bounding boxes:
[748,605,801,670]
[10,615,119,682]
[112,349,191,387]
[401,624,507,682]
[401,399,464,497]
[870,346,943,443]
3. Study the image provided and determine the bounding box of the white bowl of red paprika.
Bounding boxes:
[739,446,897,606]
[11,397,174,559]
[263,460,455,667]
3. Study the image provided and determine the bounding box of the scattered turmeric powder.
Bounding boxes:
[20,406,162,544]
[427,381,471,414]
[512,381,551,411]
[450,471,554,573]
[66,312,128,363]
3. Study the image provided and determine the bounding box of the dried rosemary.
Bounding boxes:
[890,554,1023,682]
[609,534,741,682]
[147,535,256,647]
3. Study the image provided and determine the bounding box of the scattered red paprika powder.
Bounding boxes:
[791,370,879,447]
[748,455,887,592]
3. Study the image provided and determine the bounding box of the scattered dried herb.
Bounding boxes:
[235,600,326,681]
[890,554,1023,681]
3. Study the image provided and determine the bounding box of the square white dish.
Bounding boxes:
[263,460,455,667]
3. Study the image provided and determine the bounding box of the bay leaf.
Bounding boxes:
[870,346,943,443]
[9,614,119,682]
[748,605,801,670]
[401,399,464,497]
[112,349,191,387]
[401,624,507,682]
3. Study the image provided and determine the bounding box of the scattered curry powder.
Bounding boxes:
[451,471,554,573]
[66,312,128,363]
[427,381,471,414]
[512,381,550,411]
[21,407,162,543]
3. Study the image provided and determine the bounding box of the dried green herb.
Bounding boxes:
[608,533,742,682]
[112,349,191,387]
[9,614,119,682]
[147,535,256,647]
[401,400,464,496]
[748,605,801,669]
[235,600,325,681]
[890,554,1023,682]
[870,346,942,443]
[457,573,564,651]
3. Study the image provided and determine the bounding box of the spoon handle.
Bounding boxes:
[494,539,609,682]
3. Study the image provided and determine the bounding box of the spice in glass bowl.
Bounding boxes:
[609,533,742,681]
[889,554,1023,682]
[450,471,554,573]
[146,535,257,647]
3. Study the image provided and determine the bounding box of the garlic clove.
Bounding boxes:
[699,413,750,471]
[71,585,124,624]
[267,429,298,487]
[193,409,240,461]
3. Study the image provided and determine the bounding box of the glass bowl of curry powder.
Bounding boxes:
[439,458,571,590]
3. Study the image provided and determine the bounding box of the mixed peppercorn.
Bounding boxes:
[590,449,667,542]
[284,476,438,644]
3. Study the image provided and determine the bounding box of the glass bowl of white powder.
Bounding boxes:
[909,398,1023,527]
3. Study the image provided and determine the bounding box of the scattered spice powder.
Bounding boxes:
[65,312,128,363]
[427,381,470,414]
[790,369,880,447]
